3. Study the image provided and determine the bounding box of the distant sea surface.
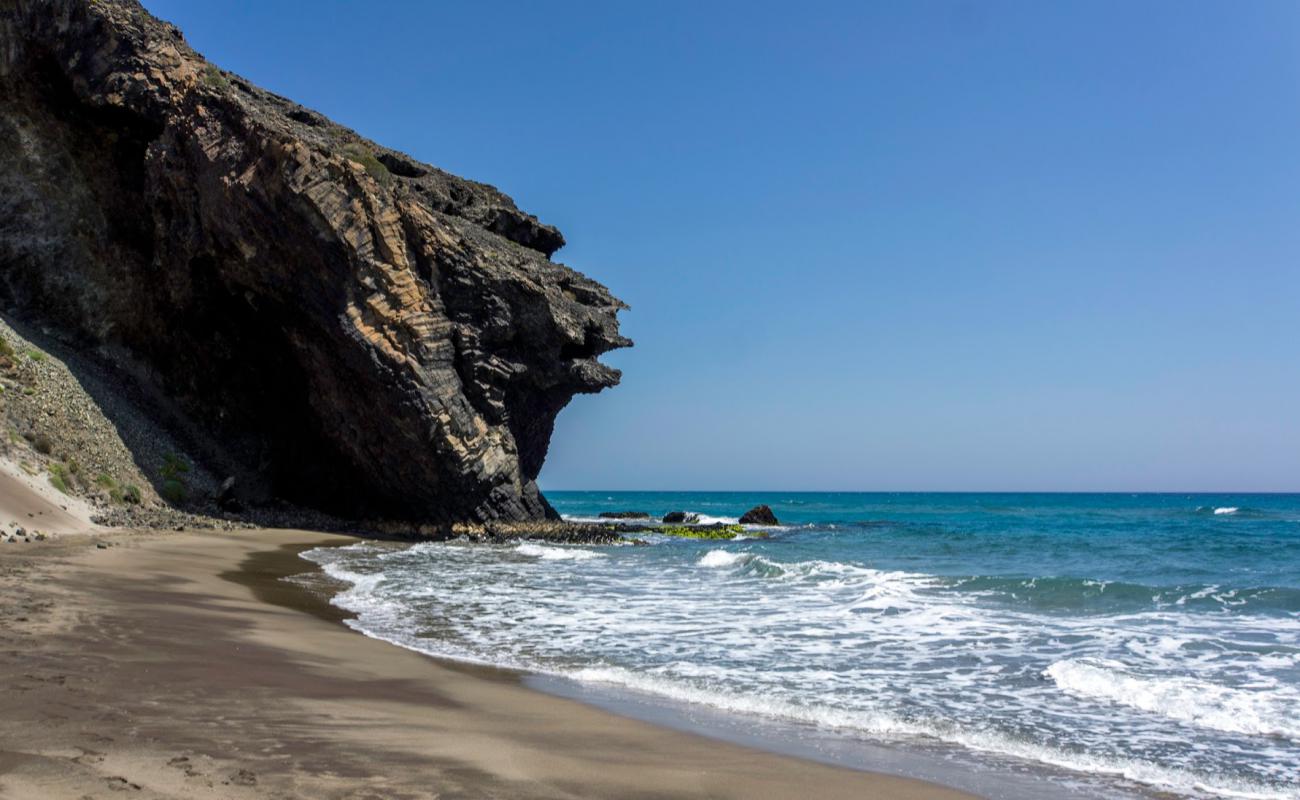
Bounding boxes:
[301,492,1300,800]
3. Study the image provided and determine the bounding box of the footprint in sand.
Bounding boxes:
[224,768,257,786]
[167,755,201,778]
[105,775,141,791]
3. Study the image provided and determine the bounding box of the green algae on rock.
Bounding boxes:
[660,524,754,540]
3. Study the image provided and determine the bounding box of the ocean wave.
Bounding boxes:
[514,542,604,561]
[299,536,1300,800]
[694,549,933,589]
[1046,658,1300,741]
[570,665,1298,800]
[698,549,746,568]
[569,664,921,735]
[306,547,407,620]
[696,513,741,525]
[1194,505,1276,519]
[949,574,1300,615]
[693,549,795,578]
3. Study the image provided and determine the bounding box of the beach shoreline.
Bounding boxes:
[0,524,979,799]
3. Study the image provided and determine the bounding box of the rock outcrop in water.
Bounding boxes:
[739,505,778,525]
[662,511,699,524]
[0,0,628,523]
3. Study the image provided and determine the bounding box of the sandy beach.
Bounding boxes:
[2,2,1293,798]
[0,497,977,799]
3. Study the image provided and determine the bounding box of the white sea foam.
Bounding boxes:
[696,549,928,588]
[1214,507,1239,515]
[568,665,1297,800]
[569,664,921,734]
[1046,659,1300,740]
[299,539,1300,800]
[698,549,746,568]
[514,542,604,561]
[313,545,385,596]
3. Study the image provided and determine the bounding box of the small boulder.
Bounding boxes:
[739,504,779,525]
[598,511,650,520]
[662,511,699,524]
[216,476,243,512]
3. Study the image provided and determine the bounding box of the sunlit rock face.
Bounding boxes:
[0,0,629,522]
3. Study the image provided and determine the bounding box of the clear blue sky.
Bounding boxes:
[144,0,1300,492]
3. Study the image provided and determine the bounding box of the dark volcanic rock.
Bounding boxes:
[216,476,242,512]
[739,505,779,525]
[0,0,629,523]
[597,511,650,520]
[662,511,699,524]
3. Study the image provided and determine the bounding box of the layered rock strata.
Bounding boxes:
[0,0,628,522]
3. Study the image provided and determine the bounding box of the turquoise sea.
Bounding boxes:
[303,492,1300,799]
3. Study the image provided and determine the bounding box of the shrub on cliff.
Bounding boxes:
[340,143,392,186]
[48,463,70,494]
[201,64,228,90]
[159,453,190,504]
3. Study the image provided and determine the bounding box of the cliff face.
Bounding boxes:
[0,0,629,522]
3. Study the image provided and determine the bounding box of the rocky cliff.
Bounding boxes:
[0,0,629,523]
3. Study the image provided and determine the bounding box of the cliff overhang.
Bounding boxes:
[0,0,629,523]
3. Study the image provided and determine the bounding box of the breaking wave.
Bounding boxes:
[299,493,1300,800]
[514,542,604,561]
[1047,658,1300,740]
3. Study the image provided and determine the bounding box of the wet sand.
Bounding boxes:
[0,522,980,799]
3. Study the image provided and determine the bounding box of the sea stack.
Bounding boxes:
[0,0,629,523]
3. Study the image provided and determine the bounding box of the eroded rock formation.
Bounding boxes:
[0,0,629,522]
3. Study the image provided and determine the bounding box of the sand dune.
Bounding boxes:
[0,462,95,537]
